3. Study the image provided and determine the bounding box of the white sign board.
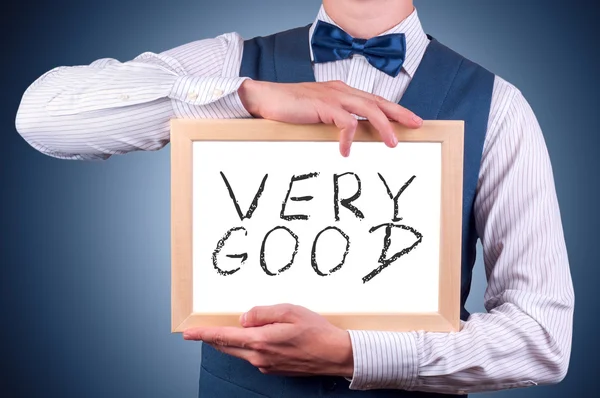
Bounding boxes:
[171,119,463,332]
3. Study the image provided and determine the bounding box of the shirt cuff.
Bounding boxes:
[169,75,252,118]
[347,330,419,391]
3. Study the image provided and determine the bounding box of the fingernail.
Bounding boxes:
[183,331,191,340]
[391,135,398,146]
[340,145,350,157]
[412,114,423,126]
[240,312,247,326]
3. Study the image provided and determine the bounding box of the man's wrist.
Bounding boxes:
[238,79,263,117]
[331,329,354,378]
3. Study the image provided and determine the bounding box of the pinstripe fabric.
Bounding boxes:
[14,5,574,396]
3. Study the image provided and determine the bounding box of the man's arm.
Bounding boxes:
[15,33,423,160]
[347,77,575,394]
[14,33,251,160]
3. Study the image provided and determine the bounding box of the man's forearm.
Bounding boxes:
[15,34,251,160]
[346,77,574,395]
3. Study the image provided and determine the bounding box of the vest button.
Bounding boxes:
[324,380,337,391]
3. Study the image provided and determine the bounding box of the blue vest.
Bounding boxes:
[199,25,495,398]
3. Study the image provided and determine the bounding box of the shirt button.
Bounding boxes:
[457,390,466,395]
[212,88,224,98]
[187,91,199,101]
[119,94,129,101]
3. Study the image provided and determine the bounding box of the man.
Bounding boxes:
[15,0,574,396]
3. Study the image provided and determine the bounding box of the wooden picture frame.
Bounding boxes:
[171,119,464,333]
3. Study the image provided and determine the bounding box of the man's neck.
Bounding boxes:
[322,0,414,39]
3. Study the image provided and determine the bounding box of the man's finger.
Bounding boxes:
[209,344,253,361]
[210,345,273,370]
[258,368,313,377]
[329,82,423,128]
[326,105,358,157]
[340,96,397,148]
[183,326,256,348]
[328,80,383,101]
[376,99,423,128]
[241,303,299,327]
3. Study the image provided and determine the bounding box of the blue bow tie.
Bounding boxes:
[310,20,407,78]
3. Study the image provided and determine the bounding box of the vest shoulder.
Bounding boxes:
[433,39,529,103]
[243,25,311,43]
[430,37,495,78]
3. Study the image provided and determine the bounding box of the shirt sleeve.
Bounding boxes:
[14,32,251,161]
[346,76,575,395]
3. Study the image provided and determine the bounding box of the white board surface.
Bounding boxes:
[192,141,442,314]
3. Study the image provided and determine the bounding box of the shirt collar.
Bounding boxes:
[308,5,429,78]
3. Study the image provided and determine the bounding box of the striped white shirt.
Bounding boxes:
[15,5,574,396]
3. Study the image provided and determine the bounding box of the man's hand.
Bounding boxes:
[238,79,423,157]
[183,304,354,377]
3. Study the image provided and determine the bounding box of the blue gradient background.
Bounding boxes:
[1,0,598,397]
